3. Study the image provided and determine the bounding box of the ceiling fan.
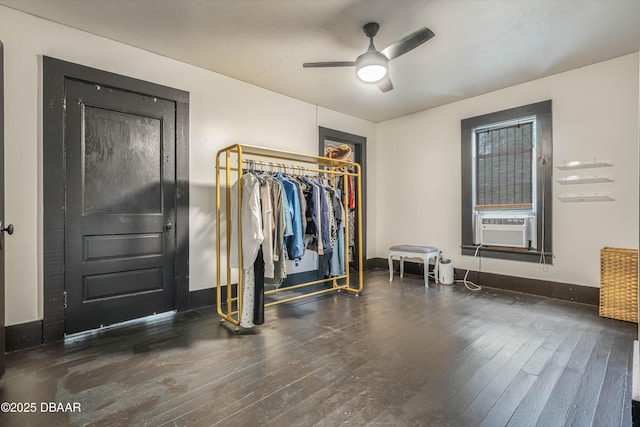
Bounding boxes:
[303,22,435,92]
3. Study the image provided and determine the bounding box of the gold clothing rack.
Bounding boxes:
[215,144,364,330]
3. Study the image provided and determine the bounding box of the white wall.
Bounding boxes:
[0,6,376,326]
[376,53,640,288]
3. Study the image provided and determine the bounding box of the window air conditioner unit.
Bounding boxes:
[478,216,530,249]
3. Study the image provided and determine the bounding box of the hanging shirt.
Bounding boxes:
[229,173,264,269]
[229,173,263,330]
[282,177,304,260]
[303,178,324,255]
[347,175,356,210]
[332,187,344,224]
[330,189,346,277]
[302,179,317,250]
[318,182,332,256]
[324,187,337,249]
[278,173,293,238]
[265,176,287,286]
[260,179,275,279]
[294,178,308,236]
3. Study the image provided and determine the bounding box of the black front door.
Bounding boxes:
[64,80,176,334]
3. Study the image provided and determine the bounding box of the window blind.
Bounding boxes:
[475,123,533,209]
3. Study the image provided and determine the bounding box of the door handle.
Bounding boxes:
[0,222,14,235]
[165,222,173,231]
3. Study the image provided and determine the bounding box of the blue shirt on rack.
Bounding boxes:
[281,176,304,260]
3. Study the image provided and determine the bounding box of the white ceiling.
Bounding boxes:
[1,0,639,122]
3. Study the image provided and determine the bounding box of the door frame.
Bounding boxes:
[43,57,189,342]
[1,40,6,376]
[318,126,367,263]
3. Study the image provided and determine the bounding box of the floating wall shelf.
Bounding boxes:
[556,175,614,185]
[556,159,614,170]
[557,192,614,202]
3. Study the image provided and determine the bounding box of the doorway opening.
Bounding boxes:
[319,126,367,266]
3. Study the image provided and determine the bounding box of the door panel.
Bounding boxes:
[83,106,162,213]
[65,80,176,334]
[84,268,163,300]
[83,233,163,261]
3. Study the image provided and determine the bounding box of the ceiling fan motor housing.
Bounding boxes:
[363,22,380,39]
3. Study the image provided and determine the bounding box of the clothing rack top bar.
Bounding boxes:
[241,159,359,177]
[217,143,358,170]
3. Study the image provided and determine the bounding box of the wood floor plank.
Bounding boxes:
[593,333,634,426]
[447,330,529,415]
[461,322,552,423]
[535,327,603,426]
[478,370,539,427]
[478,317,574,426]
[505,324,586,425]
[563,331,614,426]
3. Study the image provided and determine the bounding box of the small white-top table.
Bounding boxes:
[388,245,440,287]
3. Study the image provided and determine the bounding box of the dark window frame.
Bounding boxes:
[461,100,553,263]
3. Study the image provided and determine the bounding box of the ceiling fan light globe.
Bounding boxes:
[356,51,388,83]
[357,65,387,83]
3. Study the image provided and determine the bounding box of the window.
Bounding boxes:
[475,119,534,210]
[461,100,552,263]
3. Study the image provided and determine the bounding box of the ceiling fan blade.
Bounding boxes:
[303,61,357,68]
[380,27,435,61]
[377,75,393,92]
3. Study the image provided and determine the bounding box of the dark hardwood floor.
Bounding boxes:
[0,270,635,426]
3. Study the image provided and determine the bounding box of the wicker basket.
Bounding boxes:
[600,247,638,323]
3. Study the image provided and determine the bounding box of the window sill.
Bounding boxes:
[460,244,553,264]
